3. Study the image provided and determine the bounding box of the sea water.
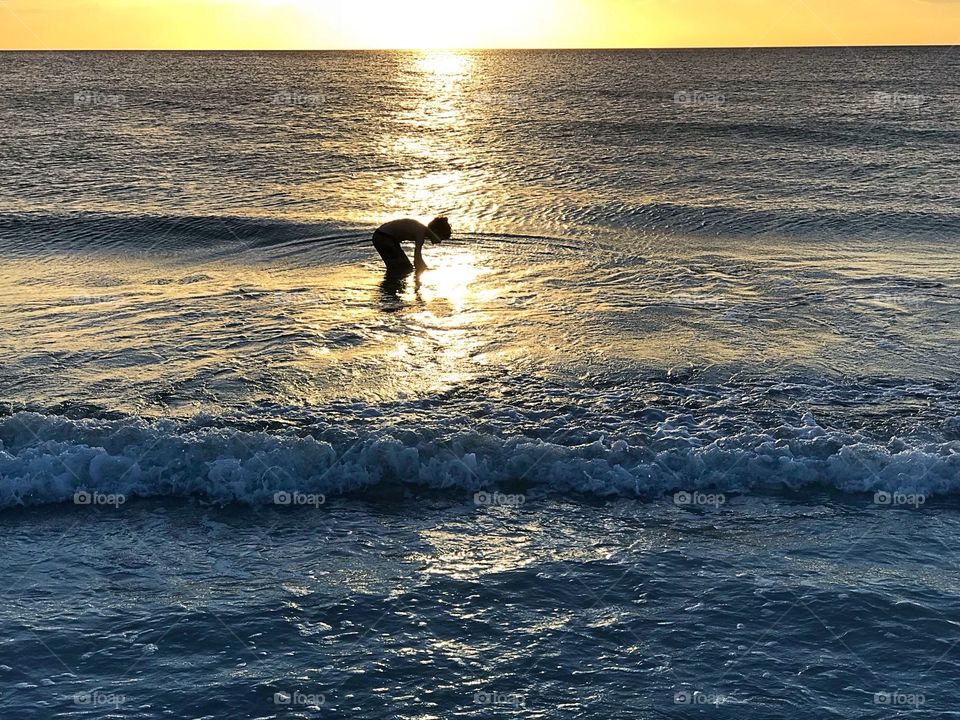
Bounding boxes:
[1,48,959,718]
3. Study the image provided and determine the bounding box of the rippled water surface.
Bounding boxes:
[1,49,959,719]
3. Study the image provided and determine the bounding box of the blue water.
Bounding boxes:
[1,48,959,718]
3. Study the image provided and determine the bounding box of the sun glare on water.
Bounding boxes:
[376,248,494,392]
[375,50,491,232]
[419,249,491,312]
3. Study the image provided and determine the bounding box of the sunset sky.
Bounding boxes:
[1,0,959,49]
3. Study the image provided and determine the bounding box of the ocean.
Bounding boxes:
[1,48,959,718]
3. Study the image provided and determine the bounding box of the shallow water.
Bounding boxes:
[2,225,958,505]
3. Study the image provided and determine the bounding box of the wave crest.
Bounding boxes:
[1,412,958,509]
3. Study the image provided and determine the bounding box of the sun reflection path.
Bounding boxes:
[415,50,474,80]
[391,248,497,389]
[418,248,490,312]
[376,50,499,394]
[380,51,484,228]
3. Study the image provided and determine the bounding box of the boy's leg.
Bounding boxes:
[373,233,414,275]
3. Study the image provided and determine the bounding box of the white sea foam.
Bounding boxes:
[1,412,957,509]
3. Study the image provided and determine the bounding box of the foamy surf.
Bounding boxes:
[2,410,957,509]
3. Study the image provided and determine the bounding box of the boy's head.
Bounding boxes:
[428,216,452,243]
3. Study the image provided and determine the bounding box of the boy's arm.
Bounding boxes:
[414,224,433,271]
[414,242,429,273]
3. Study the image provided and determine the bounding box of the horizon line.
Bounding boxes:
[0,43,956,52]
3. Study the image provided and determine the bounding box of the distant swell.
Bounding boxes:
[573,118,960,148]
[0,211,355,257]
[1,412,958,509]
[1,204,958,258]
[611,202,960,239]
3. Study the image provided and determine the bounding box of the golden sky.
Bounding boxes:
[1,0,959,49]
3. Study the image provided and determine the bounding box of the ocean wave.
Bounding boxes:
[571,119,960,148]
[3,202,958,262]
[0,211,358,257]
[0,411,957,509]
[610,201,960,238]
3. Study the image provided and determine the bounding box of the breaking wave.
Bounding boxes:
[1,410,958,509]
